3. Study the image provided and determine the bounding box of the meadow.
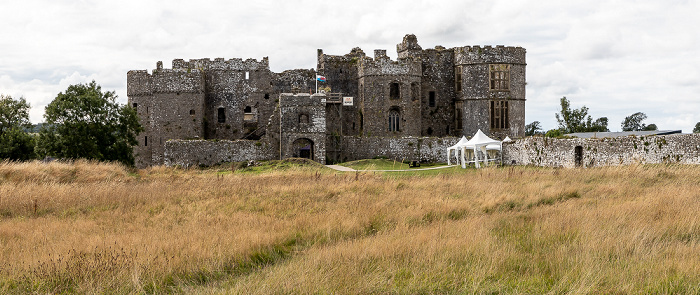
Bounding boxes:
[0,159,699,294]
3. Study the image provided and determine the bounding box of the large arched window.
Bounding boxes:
[389,109,400,132]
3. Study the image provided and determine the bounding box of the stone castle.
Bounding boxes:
[127,34,526,167]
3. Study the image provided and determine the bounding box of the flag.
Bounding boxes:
[316,75,326,82]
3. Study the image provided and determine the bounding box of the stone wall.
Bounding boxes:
[163,139,275,167]
[503,134,700,168]
[341,136,459,163]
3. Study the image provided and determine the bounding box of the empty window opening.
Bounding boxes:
[575,146,583,167]
[245,71,250,80]
[299,113,309,124]
[144,136,148,146]
[429,91,436,107]
[217,107,226,123]
[264,93,270,99]
[427,127,433,135]
[490,100,509,129]
[455,101,463,130]
[390,82,400,100]
[132,103,138,111]
[455,66,462,92]
[146,107,149,114]
[244,106,255,121]
[489,64,510,91]
[189,109,195,116]
[389,109,400,132]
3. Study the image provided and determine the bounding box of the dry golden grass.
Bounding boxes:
[1,160,699,294]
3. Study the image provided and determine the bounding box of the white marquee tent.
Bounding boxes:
[446,130,504,168]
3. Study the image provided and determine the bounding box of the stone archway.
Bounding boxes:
[292,138,314,160]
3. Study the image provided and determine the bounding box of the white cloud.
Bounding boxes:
[1,0,699,132]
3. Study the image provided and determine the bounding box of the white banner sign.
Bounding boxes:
[343,96,353,106]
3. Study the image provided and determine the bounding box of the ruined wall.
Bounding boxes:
[341,136,458,163]
[163,139,275,167]
[278,93,327,164]
[420,47,455,137]
[455,45,526,139]
[358,50,422,137]
[503,134,700,168]
[127,65,206,167]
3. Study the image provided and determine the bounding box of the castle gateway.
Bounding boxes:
[127,34,526,167]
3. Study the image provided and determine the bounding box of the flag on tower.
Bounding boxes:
[316,75,327,82]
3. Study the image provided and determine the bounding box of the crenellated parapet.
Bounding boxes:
[358,54,422,77]
[126,67,205,95]
[172,57,270,71]
[454,45,526,65]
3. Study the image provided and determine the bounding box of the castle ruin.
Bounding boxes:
[127,34,526,167]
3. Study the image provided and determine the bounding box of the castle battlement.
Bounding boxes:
[126,68,205,96]
[454,45,526,65]
[358,53,421,77]
[172,57,270,71]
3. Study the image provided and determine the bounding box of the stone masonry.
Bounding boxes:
[128,34,526,167]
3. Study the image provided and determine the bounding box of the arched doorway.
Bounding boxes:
[292,138,314,160]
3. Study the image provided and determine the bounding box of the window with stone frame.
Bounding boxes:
[455,66,462,92]
[455,101,463,130]
[388,109,400,132]
[428,91,436,107]
[489,64,510,91]
[243,106,255,122]
[490,100,509,129]
[390,82,400,100]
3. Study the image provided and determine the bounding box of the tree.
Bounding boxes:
[35,81,143,165]
[0,95,35,160]
[524,121,543,136]
[694,122,700,133]
[554,97,609,133]
[621,112,656,131]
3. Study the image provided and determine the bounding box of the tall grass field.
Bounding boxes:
[1,160,699,294]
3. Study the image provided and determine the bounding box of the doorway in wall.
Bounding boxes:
[292,138,314,160]
[575,146,583,167]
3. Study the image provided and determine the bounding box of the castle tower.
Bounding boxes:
[127,61,206,167]
[454,45,526,139]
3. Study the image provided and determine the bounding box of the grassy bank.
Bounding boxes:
[0,160,698,293]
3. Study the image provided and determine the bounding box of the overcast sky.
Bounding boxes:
[1,0,698,132]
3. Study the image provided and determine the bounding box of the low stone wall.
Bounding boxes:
[503,134,700,168]
[341,136,460,163]
[164,139,275,167]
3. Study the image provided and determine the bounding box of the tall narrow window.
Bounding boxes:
[144,136,148,146]
[429,91,436,107]
[455,101,463,130]
[132,103,138,111]
[489,64,510,91]
[389,109,400,132]
[217,107,226,123]
[490,100,509,129]
[390,82,400,100]
[245,71,250,80]
[455,66,462,92]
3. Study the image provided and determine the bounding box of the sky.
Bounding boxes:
[1,0,698,132]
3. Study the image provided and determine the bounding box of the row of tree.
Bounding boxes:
[524,97,700,137]
[0,81,142,165]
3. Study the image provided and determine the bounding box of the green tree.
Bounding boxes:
[621,112,656,131]
[524,121,543,136]
[554,97,609,133]
[0,95,35,160]
[36,81,143,165]
[643,123,658,131]
[693,122,700,133]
